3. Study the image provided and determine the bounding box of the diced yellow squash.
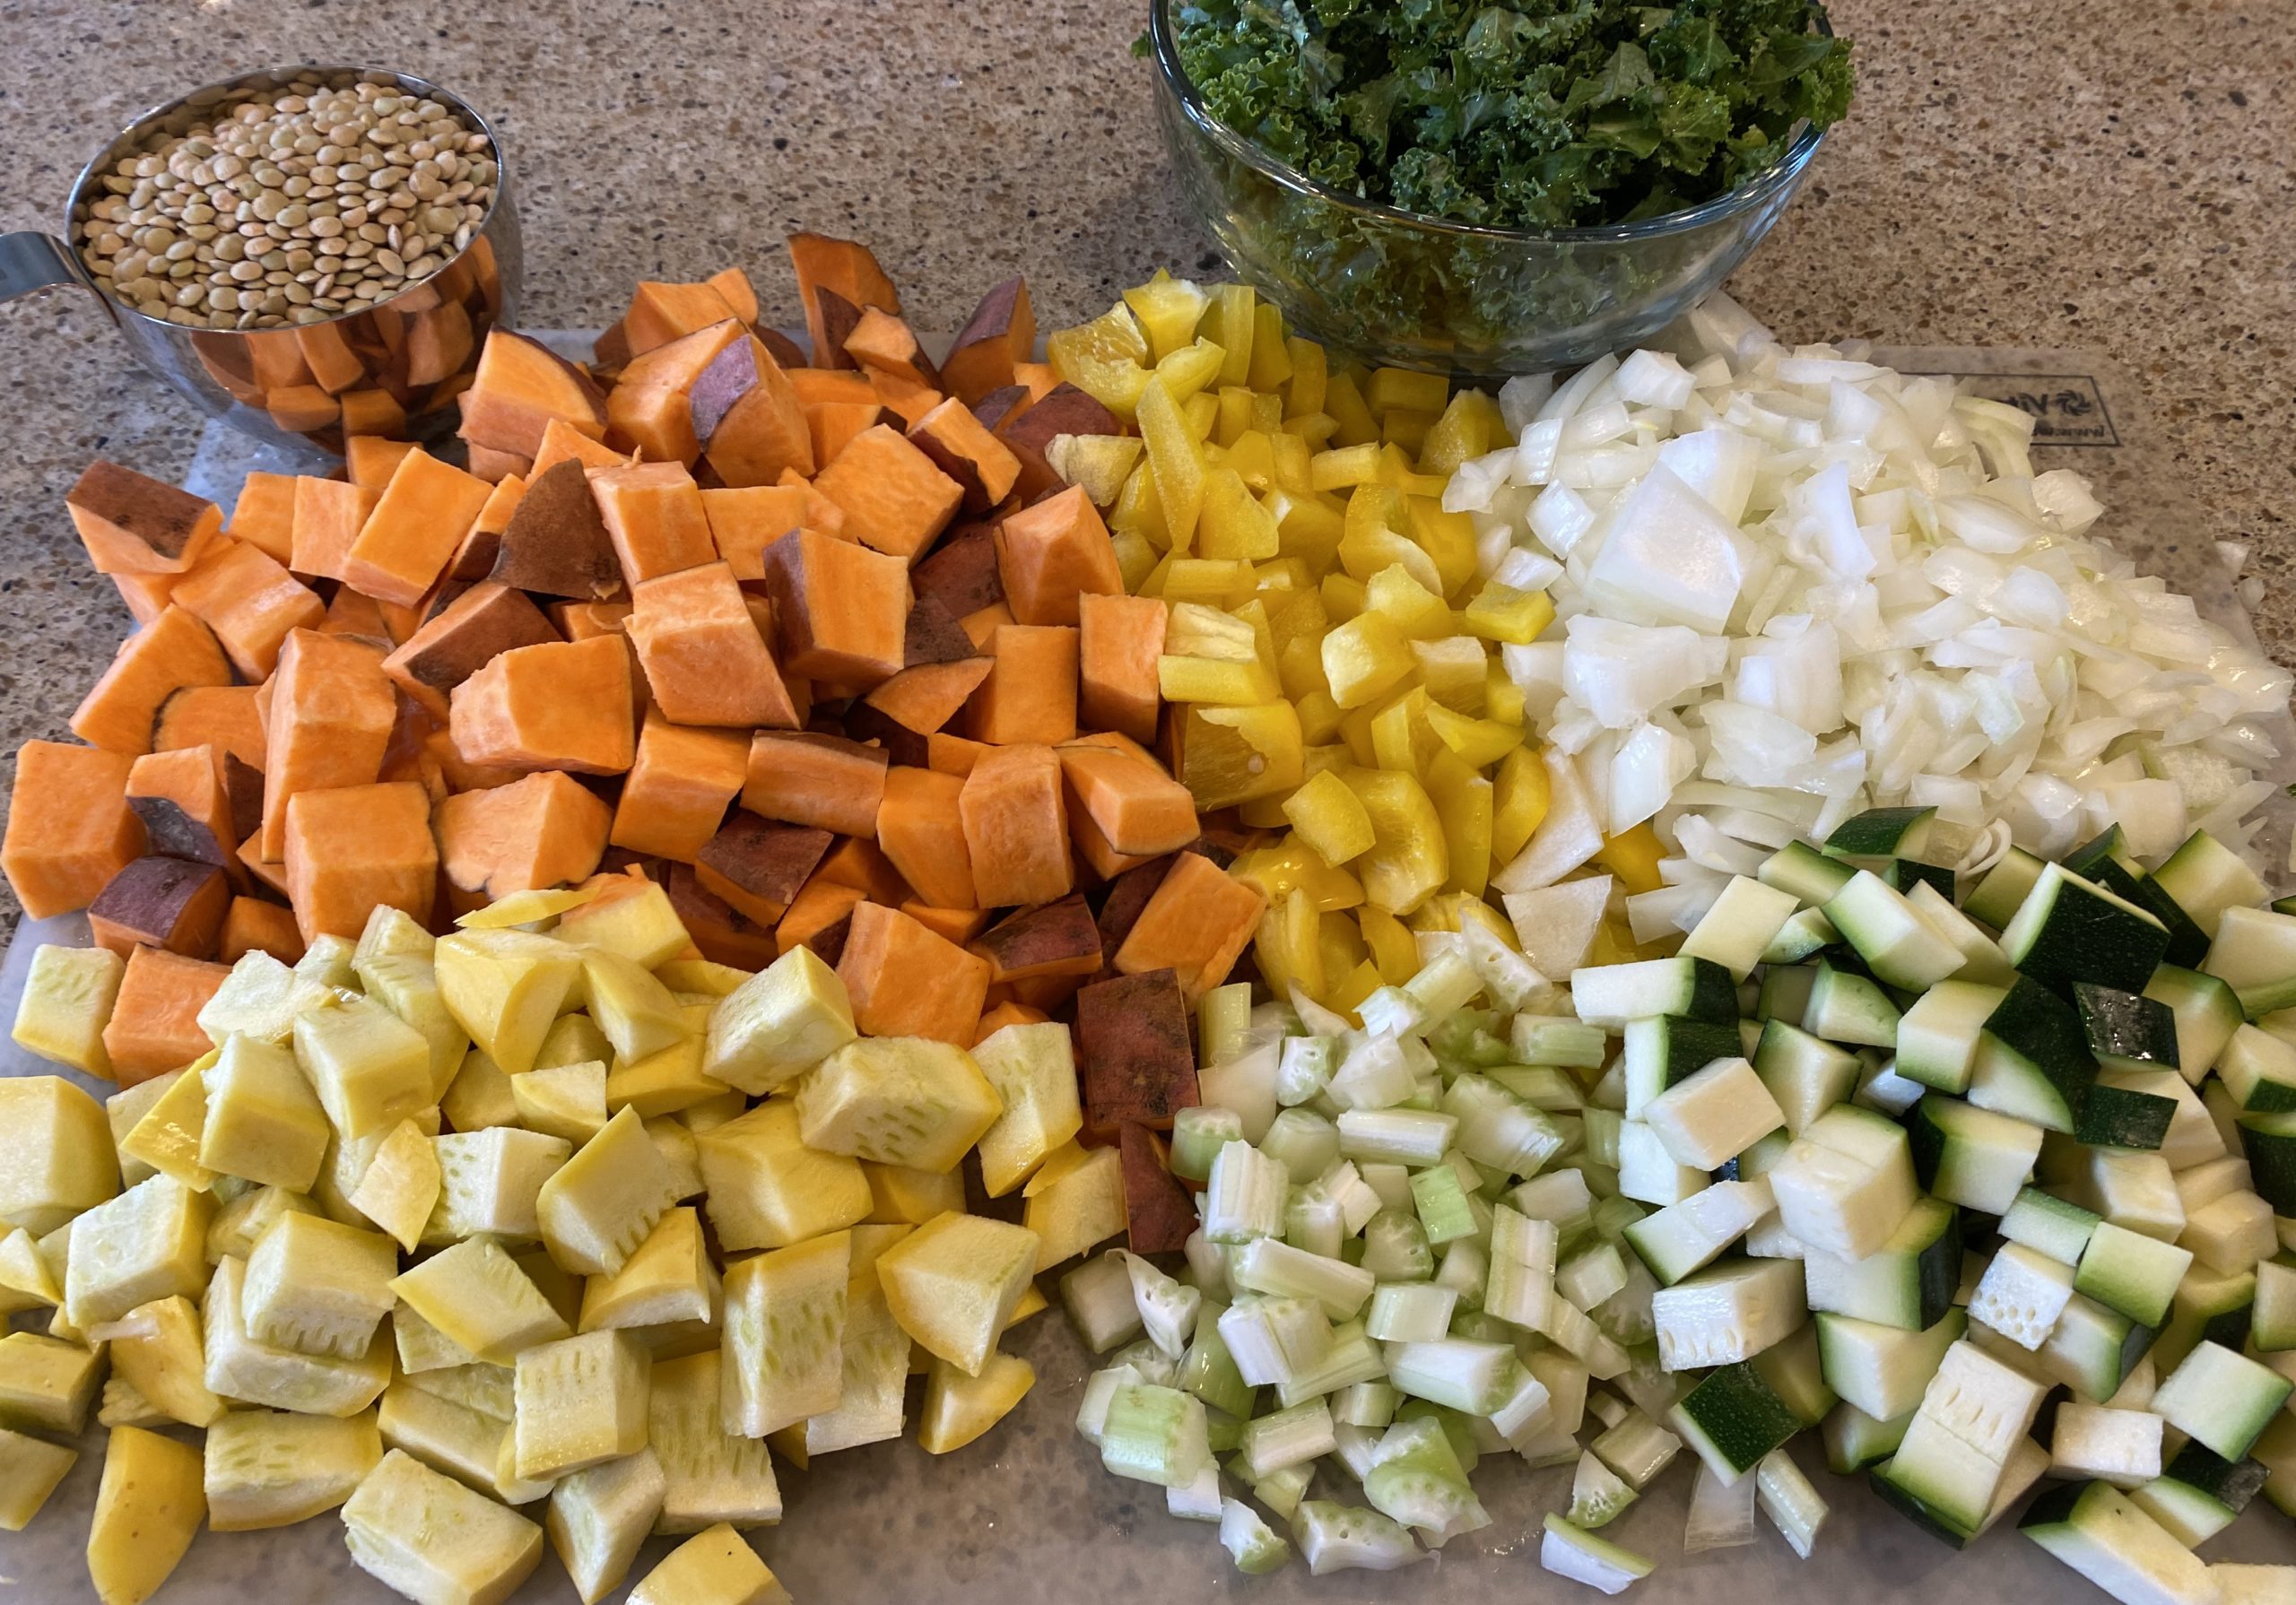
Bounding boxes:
[546,1445,667,1605]
[204,1182,316,1263]
[392,1236,570,1365]
[199,1033,329,1193]
[453,885,598,929]
[202,1253,390,1415]
[106,1293,222,1427]
[108,1072,177,1189]
[343,1448,544,1605]
[652,959,750,998]
[876,1211,1039,1377]
[511,1060,609,1143]
[242,1210,397,1358]
[919,1349,1035,1455]
[970,1022,1085,1197]
[66,1174,212,1331]
[205,1406,381,1530]
[537,1106,680,1278]
[435,928,586,1080]
[555,879,691,969]
[0,1424,76,1530]
[378,1376,550,1505]
[195,951,315,1052]
[88,1424,204,1605]
[694,1098,869,1253]
[0,1225,60,1313]
[796,1037,1003,1175]
[427,1126,572,1245]
[440,1046,519,1133]
[804,1262,912,1455]
[119,1054,216,1191]
[701,945,855,1097]
[579,1205,714,1332]
[1342,768,1448,916]
[582,950,689,1064]
[864,1159,967,1224]
[1021,1144,1127,1272]
[349,1117,443,1253]
[293,992,434,1141]
[357,951,470,1100]
[650,1349,782,1531]
[720,1228,848,1438]
[513,1329,650,1480]
[630,1521,791,1605]
[13,943,124,1076]
[0,1075,119,1236]
[0,1329,102,1434]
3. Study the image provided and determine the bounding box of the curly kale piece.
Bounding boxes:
[1164,0,1853,228]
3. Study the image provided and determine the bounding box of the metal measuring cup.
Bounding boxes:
[0,65,521,456]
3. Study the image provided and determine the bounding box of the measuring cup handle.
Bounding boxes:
[0,231,87,303]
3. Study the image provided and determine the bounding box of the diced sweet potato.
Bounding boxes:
[220,896,305,964]
[996,487,1123,628]
[125,747,233,872]
[342,450,496,607]
[742,732,887,837]
[339,387,407,438]
[774,875,867,960]
[811,425,963,564]
[706,267,762,326]
[788,369,880,407]
[381,581,561,721]
[941,277,1036,406]
[531,417,630,478]
[590,462,717,586]
[835,902,988,1045]
[450,635,635,776]
[970,385,1031,435]
[72,607,234,756]
[874,767,975,910]
[320,586,393,643]
[958,745,1072,909]
[289,477,377,583]
[968,894,1101,983]
[604,321,746,465]
[260,629,395,859]
[693,811,833,926]
[1096,854,1176,964]
[967,625,1078,746]
[436,771,612,900]
[611,714,749,863]
[628,562,800,729]
[961,603,1013,651]
[808,402,895,471]
[345,436,421,492]
[908,398,1021,515]
[88,855,230,959]
[109,566,188,627]
[283,781,438,941]
[861,603,993,737]
[789,232,901,367]
[66,461,223,575]
[1001,383,1122,457]
[1,742,145,918]
[1057,736,1199,860]
[1010,971,1085,1013]
[152,686,265,774]
[225,472,297,565]
[457,328,609,461]
[1077,593,1168,747]
[699,485,808,581]
[911,526,1004,617]
[622,281,743,355]
[972,999,1048,1046]
[1119,1123,1196,1254]
[102,945,230,1084]
[758,527,908,686]
[1075,969,1198,1136]
[490,458,622,601]
[691,335,813,489]
[550,601,652,726]
[843,306,940,388]
[813,836,911,907]
[1111,849,1265,1003]
[665,862,781,969]
[170,541,326,681]
[905,903,989,945]
[867,371,944,430]
[927,732,989,776]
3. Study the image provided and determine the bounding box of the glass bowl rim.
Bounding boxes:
[1147,0,1830,247]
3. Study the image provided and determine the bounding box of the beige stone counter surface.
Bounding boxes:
[0,0,2288,935]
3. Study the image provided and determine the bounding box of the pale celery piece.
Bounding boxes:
[648,1349,783,1532]
[204,1254,391,1417]
[720,1229,849,1437]
[12,942,123,1074]
[511,1059,610,1142]
[877,1211,1041,1376]
[537,1105,680,1278]
[107,1291,223,1427]
[546,1446,667,1605]
[435,927,586,1077]
[391,1236,571,1365]
[426,1126,573,1246]
[205,1407,382,1531]
[201,1033,330,1192]
[972,1021,1086,1196]
[0,1074,119,1235]
[513,1328,652,1479]
[293,992,435,1140]
[796,1036,1003,1174]
[0,1329,104,1434]
[342,1449,544,1605]
[703,945,857,1097]
[242,1210,398,1358]
[694,1099,870,1252]
[198,948,327,1047]
[628,1522,791,1605]
[65,1172,213,1330]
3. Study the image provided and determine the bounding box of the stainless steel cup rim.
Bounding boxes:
[63,62,511,334]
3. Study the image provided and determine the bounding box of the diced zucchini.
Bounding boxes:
[2021,1480,2216,1605]
[2152,1340,2292,1460]
[1826,806,1938,863]
[1569,957,1737,1028]
[1804,961,1900,1048]
[1963,846,2047,930]
[2151,829,2269,940]
[1907,1096,2042,1216]
[2002,863,2171,996]
[1670,1360,1802,1483]
[1650,1258,1805,1371]
[2207,906,2296,1018]
[1539,1514,1649,1594]
[1803,1195,1958,1331]
[1622,1013,1746,1116]
[1970,977,2099,1133]
[1823,871,1967,990]
[1896,981,2006,1094]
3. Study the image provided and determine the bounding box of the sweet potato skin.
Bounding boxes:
[88,855,230,959]
[382,582,561,722]
[1119,1122,1198,1254]
[1075,968,1200,1137]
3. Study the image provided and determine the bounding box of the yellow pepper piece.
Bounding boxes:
[1381,407,1435,455]
[1159,602,1278,706]
[1369,687,1440,775]
[1213,386,1253,447]
[1318,914,1369,989]
[1248,303,1293,392]
[1254,887,1324,1002]
[1365,367,1450,419]
[1319,572,1367,622]
[1277,636,1331,704]
[1590,916,1646,967]
[1357,907,1419,985]
[1419,388,1505,474]
[1336,703,1378,768]
[1422,704,1523,769]
[1342,768,1447,916]
[1161,557,1257,610]
[1203,283,1257,386]
[1268,489,1345,564]
[1048,303,1151,420]
[1485,662,1526,726]
[1181,391,1218,442]
[1426,750,1493,898]
[1462,581,1558,646]
[1284,336,1326,421]
[1155,337,1228,403]
[1264,579,1323,645]
[1413,637,1488,713]
[1341,487,1443,594]
[1321,611,1415,710]
[1044,434,1143,508]
[1196,467,1281,561]
[1250,389,1284,437]
[1177,702,1304,811]
[1289,411,1341,450]
[1137,376,1205,551]
[1122,269,1212,361]
[1364,561,1454,640]
[1375,444,1450,499]
[1111,457,1169,551]
[1491,747,1552,866]
[1226,429,1277,490]
[1405,498,1478,595]
[1231,837,1361,912]
[1325,959,1381,1017]
[1111,529,1161,593]
[1325,370,1379,447]
[1283,769,1378,863]
[1309,443,1385,493]
[1295,690,1344,746]
[1597,822,1668,895]
[1456,896,1520,951]
[1269,430,1315,495]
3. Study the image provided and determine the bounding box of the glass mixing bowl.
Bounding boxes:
[1150,0,1828,380]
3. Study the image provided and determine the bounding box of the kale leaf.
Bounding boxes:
[1167,0,1853,229]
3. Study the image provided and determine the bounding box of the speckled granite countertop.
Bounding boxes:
[0,0,2287,937]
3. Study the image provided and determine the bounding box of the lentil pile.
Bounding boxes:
[75,69,498,331]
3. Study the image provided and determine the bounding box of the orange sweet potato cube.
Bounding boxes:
[225,471,298,565]
[70,606,234,756]
[1057,737,1200,859]
[66,461,223,575]
[699,485,810,582]
[101,945,230,1084]
[591,461,718,586]
[342,450,496,607]
[996,486,1124,627]
[811,424,964,563]
[283,781,439,941]
[958,744,1074,909]
[967,624,1078,746]
[692,334,814,489]
[261,629,396,860]
[908,398,1020,515]
[1112,848,1267,1003]
[220,896,306,964]
[1077,593,1169,748]
[450,635,636,775]
[0,742,146,919]
[290,476,378,583]
[604,321,745,465]
[757,526,909,686]
[611,712,750,863]
[835,901,990,1045]
[170,540,326,681]
[434,770,613,900]
[742,732,889,839]
[627,562,801,730]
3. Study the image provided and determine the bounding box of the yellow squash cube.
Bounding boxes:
[0,1075,118,1236]
[795,1037,1003,1175]
[875,1212,1040,1376]
[87,1424,204,1605]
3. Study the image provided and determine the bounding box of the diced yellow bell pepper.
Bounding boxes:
[1237,792,1293,829]
[1123,270,1212,362]
[1159,655,1279,706]
[1278,637,1332,705]
[1264,580,1323,646]
[1226,429,1277,491]
[1301,742,1349,778]
[1269,430,1315,496]
[1326,959,1381,1017]
[1342,768,1447,916]
[1295,690,1343,746]
[1318,914,1368,991]
[1319,572,1366,622]
[1176,702,1304,811]
[1321,611,1415,710]
[1462,581,1557,646]
[1196,468,1282,561]
[1283,336,1326,421]
[1426,750,1493,898]
[1214,386,1254,448]
[1357,907,1418,985]
[1289,412,1341,449]
[1248,302,1292,392]
[1419,388,1504,474]
[1492,746,1552,866]
[1202,283,1256,386]
[1364,562,1454,640]
[1181,391,1219,442]
[1325,370,1379,447]
[1165,600,1254,658]
[1268,490,1345,564]
[1135,551,1172,598]
[1405,498,1478,595]
[1111,529,1161,594]
[1422,704,1523,769]
[1254,887,1324,1002]
[1155,337,1228,403]
[1374,444,1450,499]
[1341,487,1443,594]
[1161,558,1256,610]
[1137,376,1205,551]
[1336,703,1378,768]
[1597,822,1667,895]
[1048,303,1152,420]
[1590,917,1645,967]
[1250,390,1284,437]
[1366,368,1450,419]
[1370,687,1441,775]
[1309,444,1385,493]
[1413,637,1488,713]
[1231,837,1361,913]
[1043,434,1143,508]
[1485,662,1525,726]
[1111,457,1169,550]
[1381,408,1435,455]
[1282,769,1378,863]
